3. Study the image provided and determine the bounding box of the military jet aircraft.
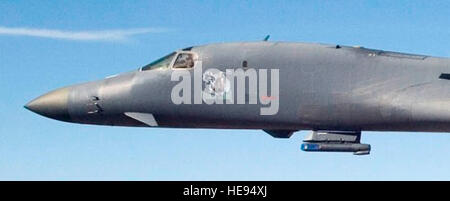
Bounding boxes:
[25,40,450,155]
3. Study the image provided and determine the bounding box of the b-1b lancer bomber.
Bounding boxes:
[25,40,450,155]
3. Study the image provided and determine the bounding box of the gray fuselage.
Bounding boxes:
[26,41,450,133]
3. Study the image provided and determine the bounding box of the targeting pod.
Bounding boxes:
[301,143,371,155]
[301,130,371,155]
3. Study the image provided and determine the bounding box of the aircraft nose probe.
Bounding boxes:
[24,87,72,122]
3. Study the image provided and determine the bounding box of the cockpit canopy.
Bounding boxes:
[141,52,176,71]
[141,51,196,71]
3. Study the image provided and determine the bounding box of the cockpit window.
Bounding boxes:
[141,52,176,71]
[173,53,195,69]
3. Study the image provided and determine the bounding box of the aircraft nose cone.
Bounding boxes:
[25,87,71,122]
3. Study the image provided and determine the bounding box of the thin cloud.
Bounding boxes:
[0,26,168,42]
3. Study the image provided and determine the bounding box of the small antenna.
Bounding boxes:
[263,35,270,41]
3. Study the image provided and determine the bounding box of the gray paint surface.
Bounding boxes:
[25,41,450,154]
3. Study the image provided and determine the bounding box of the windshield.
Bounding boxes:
[173,53,195,69]
[141,52,176,71]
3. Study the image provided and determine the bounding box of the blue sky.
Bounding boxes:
[1,0,450,180]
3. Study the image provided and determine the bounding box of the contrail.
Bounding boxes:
[0,26,168,42]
